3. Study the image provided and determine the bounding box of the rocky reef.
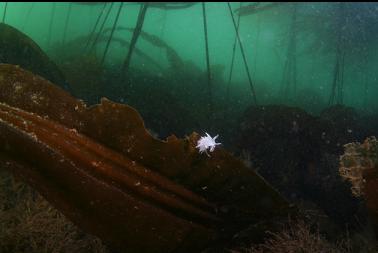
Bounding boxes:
[236,104,373,229]
[340,137,378,237]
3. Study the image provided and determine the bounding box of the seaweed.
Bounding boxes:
[2,2,7,23]
[86,3,114,54]
[0,64,292,252]
[280,4,298,101]
[103,26,185,70]
[234,3,282,16]
[0,23,70,91]
[101,2,124,65]
[61,3,72,46]
[53,34,163,72]
[202,2,213,118]
[46,3,56,49]
[0,170,109,253]
[121,3,149,74]
[340,137,378,236]
[227,2,257,105]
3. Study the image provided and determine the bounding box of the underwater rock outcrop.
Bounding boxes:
[238,105,371,194]
[340,137,378,235]
[237,105,365,227]
[0,23,70,91]
[0,64,292,252]
[237,105,317,197]
[319,105,368,153]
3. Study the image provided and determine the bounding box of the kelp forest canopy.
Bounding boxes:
[2,2,378,117]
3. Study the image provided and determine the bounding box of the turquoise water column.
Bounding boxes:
[2,2,7,23]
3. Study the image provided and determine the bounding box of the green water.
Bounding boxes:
[2,2,378,113]
[2,3,378,251]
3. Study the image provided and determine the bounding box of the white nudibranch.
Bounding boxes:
[196,132,221,157]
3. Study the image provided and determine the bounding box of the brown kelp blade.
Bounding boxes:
[0,101,218,252]
[0,64,292,250]
[0,23,70,91]
[81,99,291,228]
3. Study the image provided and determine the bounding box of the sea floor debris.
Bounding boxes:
[0,169,109,253]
